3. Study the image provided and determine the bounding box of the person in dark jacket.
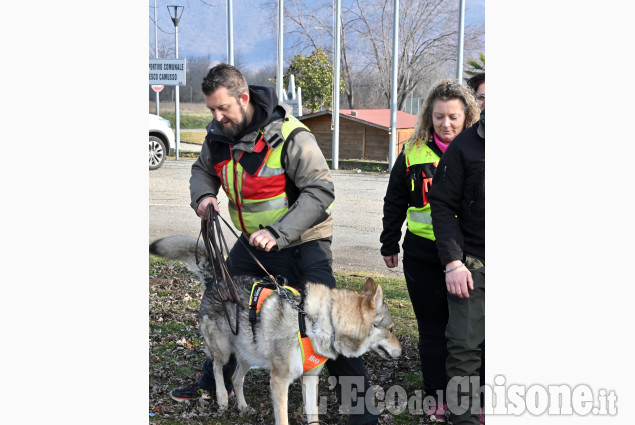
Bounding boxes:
[171,64,378,425]
[466,72,485,111]
[380,80,480,422]
[429,110,485,425]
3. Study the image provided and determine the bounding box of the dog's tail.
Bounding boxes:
[150,235,211,275]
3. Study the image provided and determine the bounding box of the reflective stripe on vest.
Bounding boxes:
[404,143,440,241]
[214,116,310,234]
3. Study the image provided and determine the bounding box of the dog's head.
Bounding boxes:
[358,278,402,360]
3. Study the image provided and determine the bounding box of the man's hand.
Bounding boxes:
[196,196,220,219]
[383,254,399,268]
[445,260,474,298]
[249,228,278,252]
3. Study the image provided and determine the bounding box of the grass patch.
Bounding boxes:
[161,112,210,129]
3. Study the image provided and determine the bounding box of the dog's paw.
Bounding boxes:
[239,405,255,416]
[197,398,209,410]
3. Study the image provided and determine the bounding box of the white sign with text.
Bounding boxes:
[149,59,186,86]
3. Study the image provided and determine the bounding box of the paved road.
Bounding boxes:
[150,157,405,278]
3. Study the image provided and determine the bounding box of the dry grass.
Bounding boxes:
[179,131,206,145]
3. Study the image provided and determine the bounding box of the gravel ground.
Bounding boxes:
[150,157,405,278]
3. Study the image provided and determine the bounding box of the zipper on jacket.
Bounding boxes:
[231,147,248,233]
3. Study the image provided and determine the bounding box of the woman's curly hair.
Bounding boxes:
[405,79,480,152]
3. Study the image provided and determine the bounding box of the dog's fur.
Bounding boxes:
[150,235,402,425]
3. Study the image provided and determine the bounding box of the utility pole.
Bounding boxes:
[388,0,399,170]
[331,0,342,170]
[456,0,465,82]
[227,0,234,65]
[276,0,284,100]
[154,0,160,115]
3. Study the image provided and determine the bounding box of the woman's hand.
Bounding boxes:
[383,254,399,268]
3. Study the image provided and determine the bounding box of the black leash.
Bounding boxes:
[197,204,246,335]
[197,204,300,334]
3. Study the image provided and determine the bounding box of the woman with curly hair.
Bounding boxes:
[380,79,479,422]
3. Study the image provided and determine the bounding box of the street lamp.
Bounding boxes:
[154,0,159,116]
[167,5,184,160]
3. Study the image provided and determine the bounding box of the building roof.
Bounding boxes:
[298,109,417,130]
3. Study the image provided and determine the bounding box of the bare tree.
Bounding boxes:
[149,37,175,59]
[261,0,484,110]
[265,0,362,108]
[353,0,483,109]
[243,63,278,87]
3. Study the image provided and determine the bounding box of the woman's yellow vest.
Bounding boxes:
[404,143,441,241]
[212,116,310,234]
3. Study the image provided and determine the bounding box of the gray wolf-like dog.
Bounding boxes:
[150,235,402,425]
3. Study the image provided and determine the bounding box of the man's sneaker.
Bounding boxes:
[169,382,234,402]
[424,402,449,423]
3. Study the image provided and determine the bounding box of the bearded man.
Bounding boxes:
[170,63,379,425]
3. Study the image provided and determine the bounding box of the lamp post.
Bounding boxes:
[388,0,399,170]
[456,0,465,82]
[154,0,160,116]
[276,0,284,100]
[227,0,234,65]
[168,5,184,160]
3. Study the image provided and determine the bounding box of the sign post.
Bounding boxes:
[151,85,164,115]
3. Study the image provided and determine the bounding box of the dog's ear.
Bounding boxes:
[364,284,384,311]
[362,277,376,293]
[372,285,384,311]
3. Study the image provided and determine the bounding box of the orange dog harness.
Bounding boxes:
[248,281,328,372]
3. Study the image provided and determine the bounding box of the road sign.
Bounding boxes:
[151,85,164,92]
[149,58,187,86]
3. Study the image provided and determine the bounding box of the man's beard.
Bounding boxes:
[222,104,248,139]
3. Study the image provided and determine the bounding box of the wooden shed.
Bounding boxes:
[297,109,417,161]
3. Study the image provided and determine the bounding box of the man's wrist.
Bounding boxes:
[196,193,216,205]
[444,260,465,274]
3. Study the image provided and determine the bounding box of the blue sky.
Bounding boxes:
[149,0,484,70]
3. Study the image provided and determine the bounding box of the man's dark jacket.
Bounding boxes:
[429,120,485,266]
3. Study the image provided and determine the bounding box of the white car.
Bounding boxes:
[149,113,175,170]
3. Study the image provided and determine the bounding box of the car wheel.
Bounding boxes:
[149,135,166,170]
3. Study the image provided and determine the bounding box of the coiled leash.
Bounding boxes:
[196,204,246,335]
[196,204,303,334]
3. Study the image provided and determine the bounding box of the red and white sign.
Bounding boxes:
[151,85,164,93]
